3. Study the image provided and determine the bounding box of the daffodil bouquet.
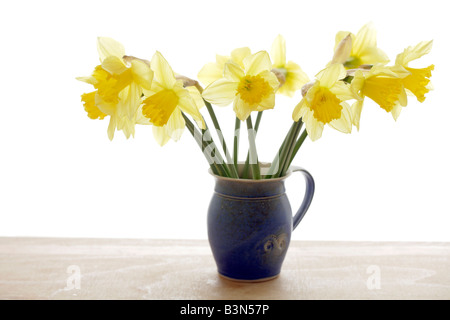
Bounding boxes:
[78,23,434,180]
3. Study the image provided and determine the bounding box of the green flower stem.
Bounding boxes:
[264,122,295,179]
[246,116,261,180]
[265,120,302,179]
[233,117,240,169]
[254,111,264,132]
[288,129,308,166]
[242,111,263,179]
[181,113,226,176]
[203,99,239,179]
[201,117,231,177]
[279,121,303,177]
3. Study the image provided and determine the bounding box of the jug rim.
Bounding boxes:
[208,162,293,183]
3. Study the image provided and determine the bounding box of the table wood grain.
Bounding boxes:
[0,237,449,300]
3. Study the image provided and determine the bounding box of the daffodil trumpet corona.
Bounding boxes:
[78,26,433,179]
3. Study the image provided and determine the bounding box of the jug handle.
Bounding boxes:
[290,166,315,230]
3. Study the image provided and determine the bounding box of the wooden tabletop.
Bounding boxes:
[0,237,449,300]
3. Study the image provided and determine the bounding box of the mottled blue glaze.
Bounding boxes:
[207,165,315,281]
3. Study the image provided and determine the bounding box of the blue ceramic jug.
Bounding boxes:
[207,164,315,282]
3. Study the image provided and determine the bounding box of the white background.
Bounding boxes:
[0,0,448,241]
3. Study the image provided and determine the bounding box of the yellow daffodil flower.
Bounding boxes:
[350,41,433,129]
[270,35,309,97]
[77,37,154,140]
[394,40,434,103]
[201,51,280,121]
[197,47,252,87]
[350,65,410,129]
[292,64,357,141]
[332,23,389,69]
[142,51,205,146]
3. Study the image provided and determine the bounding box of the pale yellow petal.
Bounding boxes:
[95,93,115,116]
[101,56,127,75]
[352,22,377,56]
[131,59,153,90]
[117,82,142,121]
[186,86,205,110]
[292,99,308,122]
[304,111,324,141]
[328,102,352,133]
[330,81,357,101]
[350,70,366,95]
[171,80,189,99]
[198,62,224,86]
[97,37,126,62]
[151,51,176,89]
[304,82,319,103]
[271,34,286,67]
[107,116,116,141]
[76,76,97,85]
[202,78,238,106]
[116,116,135,139]
[178,96,205,129]
[259,70,280,90]
[216,54,230,65]
[230,47,251,67]
[399,87,408,107]
[351,100,364,130]
[278,61,309,97]
[316,63,346,89]
[244,51,272,76]
[152,125,170,146]
[395,40,433,66]
[276,81,295,97]
[358,47,389,66]
[224,61,245,82]
[233,95,253,121]
[286,61,309,83]
[404,88,415,97]
[257,92,275,110]
[391,103,402,121]
[386,65,411,78]
[143,81,165,97]
[165,108,185,141]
